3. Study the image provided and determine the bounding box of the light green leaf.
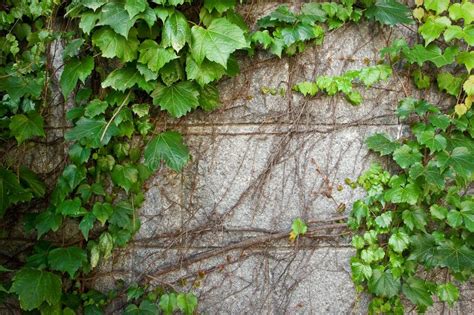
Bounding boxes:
[11,268,62,311]
[144,131,190,172]
[60,56,94,99]
[85,99,109,118]
[419,16,451,46]
[159,293,178,315]
[293,81,319,97]
[359,64,392,87]
[389,231,410,253]
[125,0,147,18]
[437,72,464,97]
[448,2,474,24]
[151,81,199,118]
[251,30,273,49]
[416,130,447,152]
[457,51,474,73]
[375,212,392,229]
[203,0,236,14]
[393,145,422,169]
[191,17,248,67]
[430,205,448,220]
[102,65,150,92]
[176,293,198,315]
[9,112,45,144]
[186,56,226,86]
[291,218,308,237]
[424,0,449,15]
[437,283,459,306]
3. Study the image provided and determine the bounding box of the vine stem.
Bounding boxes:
[100,91,131,142]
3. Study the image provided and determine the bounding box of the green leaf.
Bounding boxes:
[124,300,159,315]
[198,84,220,112]
[11,268,62,311]
[92,27,139,62]
[48,246,87,278]
[109,201,133,228]
[389,231,410,253]
[60,56,94,99]
[401,277,433,309]
[79,212,95,240]
[375,212,392,229]
[84,99,109,118]
[437,283,459,306]
[424,0,449,15]
[92,202,114,225]
[162,11,191,52]
[430,205,448,220]
[102,65,150,92]
[457,51,474,73]
[138,40,178,73]
[409,234,438,267]
[447,210,463,228]
[176,293,198,315]
[393,145,422,169]
[251,30,273,49]
[159,293,178,315]
[364,0,413,26]
[125,0,147,18]
[358,65,392,87]
[97,2,135,38]
[9,112,45,144]
[449,2,474,24]
[416,130,447,153]
[404,44,458,68]
[191,17,248,67]
[65,117,105,142]
[418,16,451,46]
[144,131,190,172]
[428,114,450,131]
[437,241,474,272]
[0,75,43,101]
[186,56,226,87]
[293,81,319,97]
[57,198,85,217]
[402,209,427,231]
[19,167,45,197]
[366,133,399,156]
[111,165,138,193]
[151,81,199,118]
[203,0,236,14]
[437,72,464,97]
[63,38,85,58]
[291,218,308,237]
[351,259,372,281]
[437,147,474,179]
[368,269,401,298]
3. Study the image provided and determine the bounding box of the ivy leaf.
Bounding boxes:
[111,165,138,193]
[203,0,236,14]
[102,65,150,92]
[124,300,159,315]
[0,75,43,101]
[368,269,401,298]
[424,0,449,15]
[449,2,474,25]
[436,72,464,97]
[461,201,474,233]
[109,201,133,228]
[57,198,85,217]
[375,212,392,229]
[293,81,319,97]
[251,30,273,49]
[79,212,95,240]
[401,277,434,309]
[60,56,94,99]
[159,293,178,315]
[437,147,474,179]
[124,0,147,18]
[65,117,105,142]
[464,75,474,96]
[389,231,410,253]
[162,11,191,52]
[92,27,139,62]
[438,241,474,272]
[11,268,62,311]
[358,65,392,87]
[393,145,422,169]
[138,40,178,73]
[366,133,399,156]
[92,202,114,225]
[63,38,85,59]
[84,99,109,118]
[418,16,451,46]
[198,84,220,112]
[416,130,447,152]
[185,56,226,86]
[151,81,199,118]
[176,293,198,315]
[48,246,87,278]
[97,2,135,38]
[385,181,421,205]
[428,114,450,131]
[9,112,45,144]
[457,51,474,73]
[430,205,448,220]
[19,167,46,198]
[82,0,107,11]
[437,283,459,306]
[144,131,190,172]
[447,210,463,228]
[404,44,458,68]
[191,17,248,68]
[291,218,308,238]
[351,259,372,281]
[364,0,413,26]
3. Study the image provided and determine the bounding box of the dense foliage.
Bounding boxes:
[0,0,471,313]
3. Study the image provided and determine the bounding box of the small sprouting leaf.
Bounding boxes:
[48,246,87,278]
[144,131,190,172]
[293,81,318,96]
[11,268,62,311]
[291,218,308,240]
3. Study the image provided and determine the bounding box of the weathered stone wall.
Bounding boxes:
[89,3,473,314]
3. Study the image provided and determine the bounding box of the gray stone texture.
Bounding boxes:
[91,3,470,314]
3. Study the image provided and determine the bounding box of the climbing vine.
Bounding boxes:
[0,0,471,314]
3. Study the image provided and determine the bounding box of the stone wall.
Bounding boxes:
[89,3,473,314]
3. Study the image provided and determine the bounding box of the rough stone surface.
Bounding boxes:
[88,4,470,314]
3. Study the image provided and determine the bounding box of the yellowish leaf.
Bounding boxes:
[415,0,423,6]
[413,8,425,22]
[455,103,467,117]
[463,75,474,96]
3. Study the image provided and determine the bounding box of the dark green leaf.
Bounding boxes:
[144,131,190,172]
